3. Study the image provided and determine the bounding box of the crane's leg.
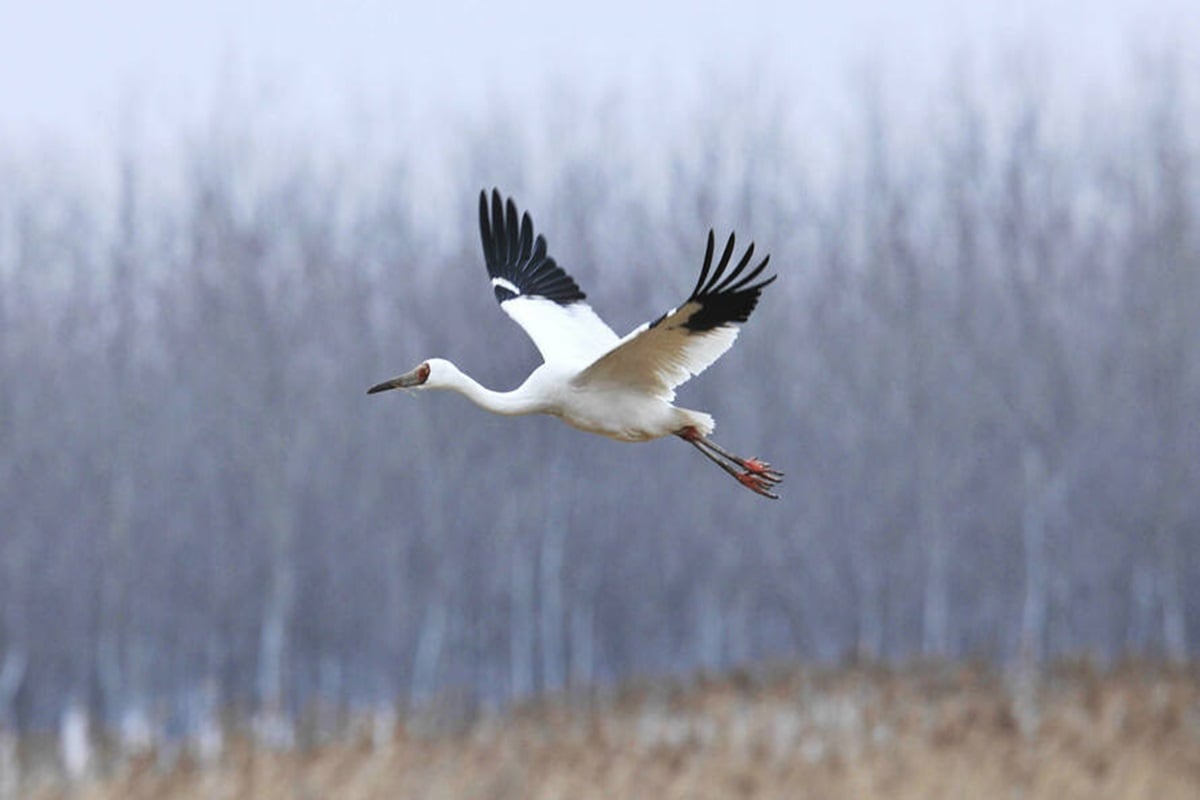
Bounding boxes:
[676,427,783,499]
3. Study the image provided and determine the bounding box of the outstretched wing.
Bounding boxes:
[573,231,775,400]
[478,189,618,367]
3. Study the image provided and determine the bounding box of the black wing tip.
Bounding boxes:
[681,231,777,332]
[689,233,776,299]
[477,188,587,306]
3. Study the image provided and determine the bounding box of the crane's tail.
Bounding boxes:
[676,427,783,499]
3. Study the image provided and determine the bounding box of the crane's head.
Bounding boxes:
[367,361,432,395]
[367,359,466,395]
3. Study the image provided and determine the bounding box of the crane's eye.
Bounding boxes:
[418,362,431,383]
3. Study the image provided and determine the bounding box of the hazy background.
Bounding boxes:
[5,1,1198,144]
[1,0,1198,765]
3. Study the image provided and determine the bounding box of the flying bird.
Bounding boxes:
[369,189,782,498]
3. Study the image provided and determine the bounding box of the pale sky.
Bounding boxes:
[1,0,1196,150]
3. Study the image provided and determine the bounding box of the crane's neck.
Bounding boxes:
[433,362,544,416]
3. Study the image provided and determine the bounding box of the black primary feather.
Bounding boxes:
[478,189,586,306]
[653,230,776,332]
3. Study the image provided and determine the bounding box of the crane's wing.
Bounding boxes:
[573,231,775,400]
[479,189,618,367]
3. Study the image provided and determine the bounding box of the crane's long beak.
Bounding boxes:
[367,368,424,395]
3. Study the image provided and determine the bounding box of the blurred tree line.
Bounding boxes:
[0,54,1196,748]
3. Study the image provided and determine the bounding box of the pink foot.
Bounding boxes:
[737,471,780,499]
[741,457,783,482]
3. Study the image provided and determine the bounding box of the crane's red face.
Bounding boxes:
[367,362,430,394]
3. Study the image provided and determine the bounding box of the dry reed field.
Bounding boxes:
[24,662,1200,800]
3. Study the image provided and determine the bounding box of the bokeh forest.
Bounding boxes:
[0,43,1198,792]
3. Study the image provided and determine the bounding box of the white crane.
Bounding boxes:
[369,189,782,498]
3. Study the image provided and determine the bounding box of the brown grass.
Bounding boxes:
[24,661,1200,800]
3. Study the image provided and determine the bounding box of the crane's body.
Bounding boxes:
[415,357,712,442]
[369,189,782,497]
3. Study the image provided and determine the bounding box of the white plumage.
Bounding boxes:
[498,294,617,367]
[369,189,782,498]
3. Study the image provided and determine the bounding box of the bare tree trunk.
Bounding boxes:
[910,254,950,658]
[0,649,25,794]
[257,568,293,711]
[0,727,17,800]
[920,483,950,656]
[256,485,295,748]
[569,599,595,688]
[695,586,723,672]
[410,602,447,704]
[509,537,535,699]
[1019,448,1048,662]
[1129,562,1154,650]
[97,150,139,729]
[538,449,570,692]
[1158,524,1188,661]
[539,526,565,692]
[539,463,567,692]
[856,550,884,660]
[59,702,92,782]
[97,465,134,724]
